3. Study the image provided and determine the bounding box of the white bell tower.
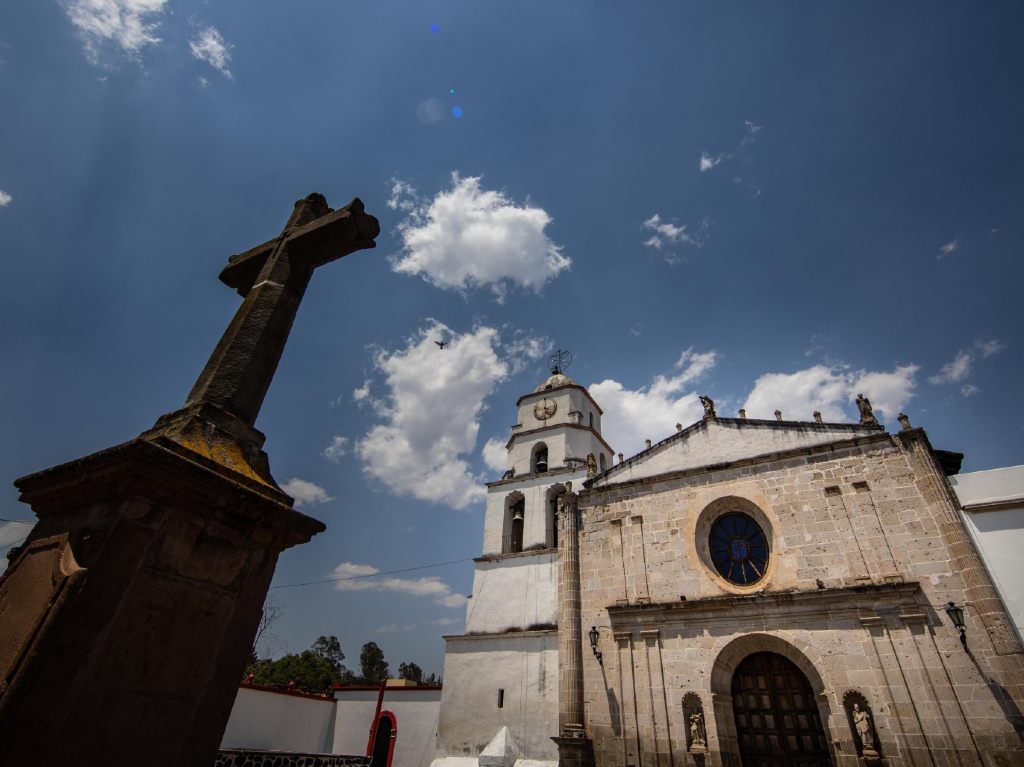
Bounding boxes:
[435,351,613,765]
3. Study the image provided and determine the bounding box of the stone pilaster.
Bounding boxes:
[555,490,595,767]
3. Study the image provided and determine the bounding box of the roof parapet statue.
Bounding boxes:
[856,393,879,426]
[898,413,912,431]
[699,395,716,419]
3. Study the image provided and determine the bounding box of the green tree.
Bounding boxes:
[398,661,423,684]
[360,641,390,684]
[312,635,347,676]
[251,650,338,692]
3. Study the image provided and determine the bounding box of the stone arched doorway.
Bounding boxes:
[731,652,831,766]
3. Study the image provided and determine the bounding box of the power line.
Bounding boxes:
[270,556,475,590]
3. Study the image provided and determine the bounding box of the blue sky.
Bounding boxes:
[2,1,1022,677]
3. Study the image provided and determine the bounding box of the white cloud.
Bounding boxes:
[976,338,1005,358]
[189,24,232,80]
[505,332,553,374]
[961,384,980,398]
[0,190,11,207]
[743,364,918,423]
[323,436,349,464]
[929,350,973,385]
[389,173,570,301]
[937,238,959,259]
[377,623,416,633]
[197,76,209,89]
[482,437,507,473]
[425,616,458,626]
[699,151,723,172]
[332,561,468,608]
[589,348,717,457]
[641,214,709,256]
[355,321,514,509]
[280,477,334,506]
[61,0,167,62]
[352,380,371,403]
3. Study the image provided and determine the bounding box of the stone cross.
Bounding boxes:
[185,193,379,425]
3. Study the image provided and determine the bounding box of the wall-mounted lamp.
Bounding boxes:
[588,625,603,666]
[945,602,967,648]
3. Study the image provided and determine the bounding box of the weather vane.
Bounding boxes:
[550,348,573,374]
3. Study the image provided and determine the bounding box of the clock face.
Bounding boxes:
[534,398,557,420]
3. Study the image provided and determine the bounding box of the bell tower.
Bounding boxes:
[435,350,614,764]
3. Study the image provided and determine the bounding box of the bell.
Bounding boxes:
[512,508,524,522]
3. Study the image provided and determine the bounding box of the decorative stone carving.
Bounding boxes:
[856,394,879,426]
[682,692,708,753]
[813,410,823,423]
[898,413,911,431]
[843,690,881,762]
[586,453,597,477]
[775,410,783,421]
[699,395,717,419]
[738,409,746,419]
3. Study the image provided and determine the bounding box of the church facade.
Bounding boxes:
[436,369,1024,767]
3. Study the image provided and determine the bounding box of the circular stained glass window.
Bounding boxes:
[709,512,769,586]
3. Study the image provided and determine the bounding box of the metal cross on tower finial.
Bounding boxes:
[550,348,573,374]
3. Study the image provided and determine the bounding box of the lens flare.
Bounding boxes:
[451,105,463,119]
[430,23,440,34]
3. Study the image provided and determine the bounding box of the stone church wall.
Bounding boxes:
[578,430,1024,766]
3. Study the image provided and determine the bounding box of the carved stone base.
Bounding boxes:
[0,437,324,766]
[858,748,884,766]
[552,727,594,767]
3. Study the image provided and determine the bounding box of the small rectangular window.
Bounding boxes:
[498,689,505,708]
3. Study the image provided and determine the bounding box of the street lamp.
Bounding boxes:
[945,602,967,648]
[588,626,603,666]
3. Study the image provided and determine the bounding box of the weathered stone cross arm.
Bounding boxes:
[146,193,378,491]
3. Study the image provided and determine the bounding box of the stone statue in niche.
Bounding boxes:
[699,395,716,419]
[856,393,879,426]
[689,712,706,748]
[843,690,881,762]
[682,691,708,753]
[853,704,874,751]
[586,453,597,477]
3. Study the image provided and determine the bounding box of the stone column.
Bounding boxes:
[553,489,595,767]
[0,435,323,766]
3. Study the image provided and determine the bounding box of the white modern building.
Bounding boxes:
[433,366,613,766]
[949,464,1024,642]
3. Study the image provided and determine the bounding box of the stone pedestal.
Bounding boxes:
[0,435,324,766]
[552,728,594,767]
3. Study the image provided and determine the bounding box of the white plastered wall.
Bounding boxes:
[465,552,557,634]
[221,686,336,753]
[949,465,1024,640]
[332,689,442,767]
[437,633,558,762]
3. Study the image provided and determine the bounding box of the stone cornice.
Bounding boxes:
[583,430,894,498]
[443,628,558,642]
[516,383,604,415]
[474,547,557,563]
[505,422,614,455]
[485,463,578,489]
[606,581,923,625]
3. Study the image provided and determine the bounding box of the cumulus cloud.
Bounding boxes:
[323,436,349,464]
[482,437,507,473]
[61,0,167,62]
[388,173,570,301]
[743,364,919,423]
[642,214,710,264]
[505,332,553,374]
[589,348,717,457]
[355,321,521,509]
[0,190,11,207]
[929,350,973,385]
[699,151,723,172]
[976,339,1005,358]
[937,238,959,259]
[928,340,1004,395]
[332,561,468,608]
[189,24,232,79]
[280,478,333,506]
